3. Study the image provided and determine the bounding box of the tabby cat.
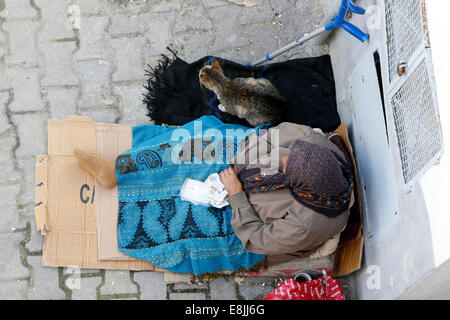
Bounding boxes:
[199,60,288,127]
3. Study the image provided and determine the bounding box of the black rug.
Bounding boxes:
[144,48,341,132]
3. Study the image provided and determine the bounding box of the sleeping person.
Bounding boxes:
[74,117,354,273]
[220,122,354,260]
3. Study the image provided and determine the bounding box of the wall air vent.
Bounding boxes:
[384,0,443,192]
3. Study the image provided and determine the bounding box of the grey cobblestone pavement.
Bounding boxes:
[0,0,351,300]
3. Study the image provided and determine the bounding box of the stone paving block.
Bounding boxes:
[0,91,12,134]
[5,68,44,112]
[0,232,29,281]
[174,30,214,62]
[169,292,206,300]
[78,107,120,124]
[211,47,249,64]
[0,65,12,91]
[75,61,115,108]
[278,1,324,46]
[45,87,80,120]
[243,22,280,61]
[140,12,177,57]
[202,0,230,8]
[25,227,44,254]
[134,271,167,300]
[110,37,146,82]
[109,13,145,35]
[237,275,279,286]
[207,5,249,52]
[70,276,102,300]
[270,0,294,13]
[0,30,6,60]
[0,184,23,233]
[63,267,101,275]
[0,280,28,300]
[40,42,79,86]
[274,10,296,45]
[210,276,238,300]
[27,256,66,300]
[2,21,40,67]
[74,16,111,61]
[99,270,138,297]
[72,0,104,16]
[240,0,275,25]
[173,282,208,291]
[238,284,275,300]
[113,84,149,125]
[151,0,183,12]
[36,0,75,42]
[11,113,47,159]
[236,276,278,300]
[0,0,38,19]
[0,134,19,185]
[174,6,213,34]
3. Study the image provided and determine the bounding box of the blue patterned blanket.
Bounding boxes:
[116,116,265,274]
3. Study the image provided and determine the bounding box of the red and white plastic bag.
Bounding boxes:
[263,271,345,300]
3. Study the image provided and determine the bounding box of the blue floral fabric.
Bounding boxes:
[116,116,266,274]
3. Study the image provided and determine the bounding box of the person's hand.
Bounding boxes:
[219,166,243,196]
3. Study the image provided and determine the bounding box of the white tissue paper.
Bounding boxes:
[179,173,229,208]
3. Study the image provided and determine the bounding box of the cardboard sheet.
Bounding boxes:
[34,116,155,270]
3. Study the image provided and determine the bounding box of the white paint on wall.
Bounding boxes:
[419,0,450,268]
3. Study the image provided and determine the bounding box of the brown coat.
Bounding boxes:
[228,123,352,257]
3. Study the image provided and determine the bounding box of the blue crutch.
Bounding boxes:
[250,0,369,67]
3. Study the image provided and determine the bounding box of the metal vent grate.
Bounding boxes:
[391,58,443,187]
[385,0,424,82]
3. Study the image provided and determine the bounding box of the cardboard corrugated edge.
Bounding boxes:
[331,123,363,277]
[35,155,48,235]
[35,115,156,270]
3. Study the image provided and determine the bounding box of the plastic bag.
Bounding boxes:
[263,271,345,300]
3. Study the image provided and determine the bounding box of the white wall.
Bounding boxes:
[325,0,437,299]
[418,0,450,268]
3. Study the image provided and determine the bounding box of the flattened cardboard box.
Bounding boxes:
[35,116,362,277]
[34,116,156,270]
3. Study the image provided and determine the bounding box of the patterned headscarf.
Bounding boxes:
[239,139,353,217]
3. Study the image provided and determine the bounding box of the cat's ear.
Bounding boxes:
[211,60,223,73]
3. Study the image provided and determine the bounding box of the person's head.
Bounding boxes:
[283,140,347,195]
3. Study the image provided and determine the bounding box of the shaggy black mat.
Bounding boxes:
[143,48,341,132]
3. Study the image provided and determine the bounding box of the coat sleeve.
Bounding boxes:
[228,191,311,256]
